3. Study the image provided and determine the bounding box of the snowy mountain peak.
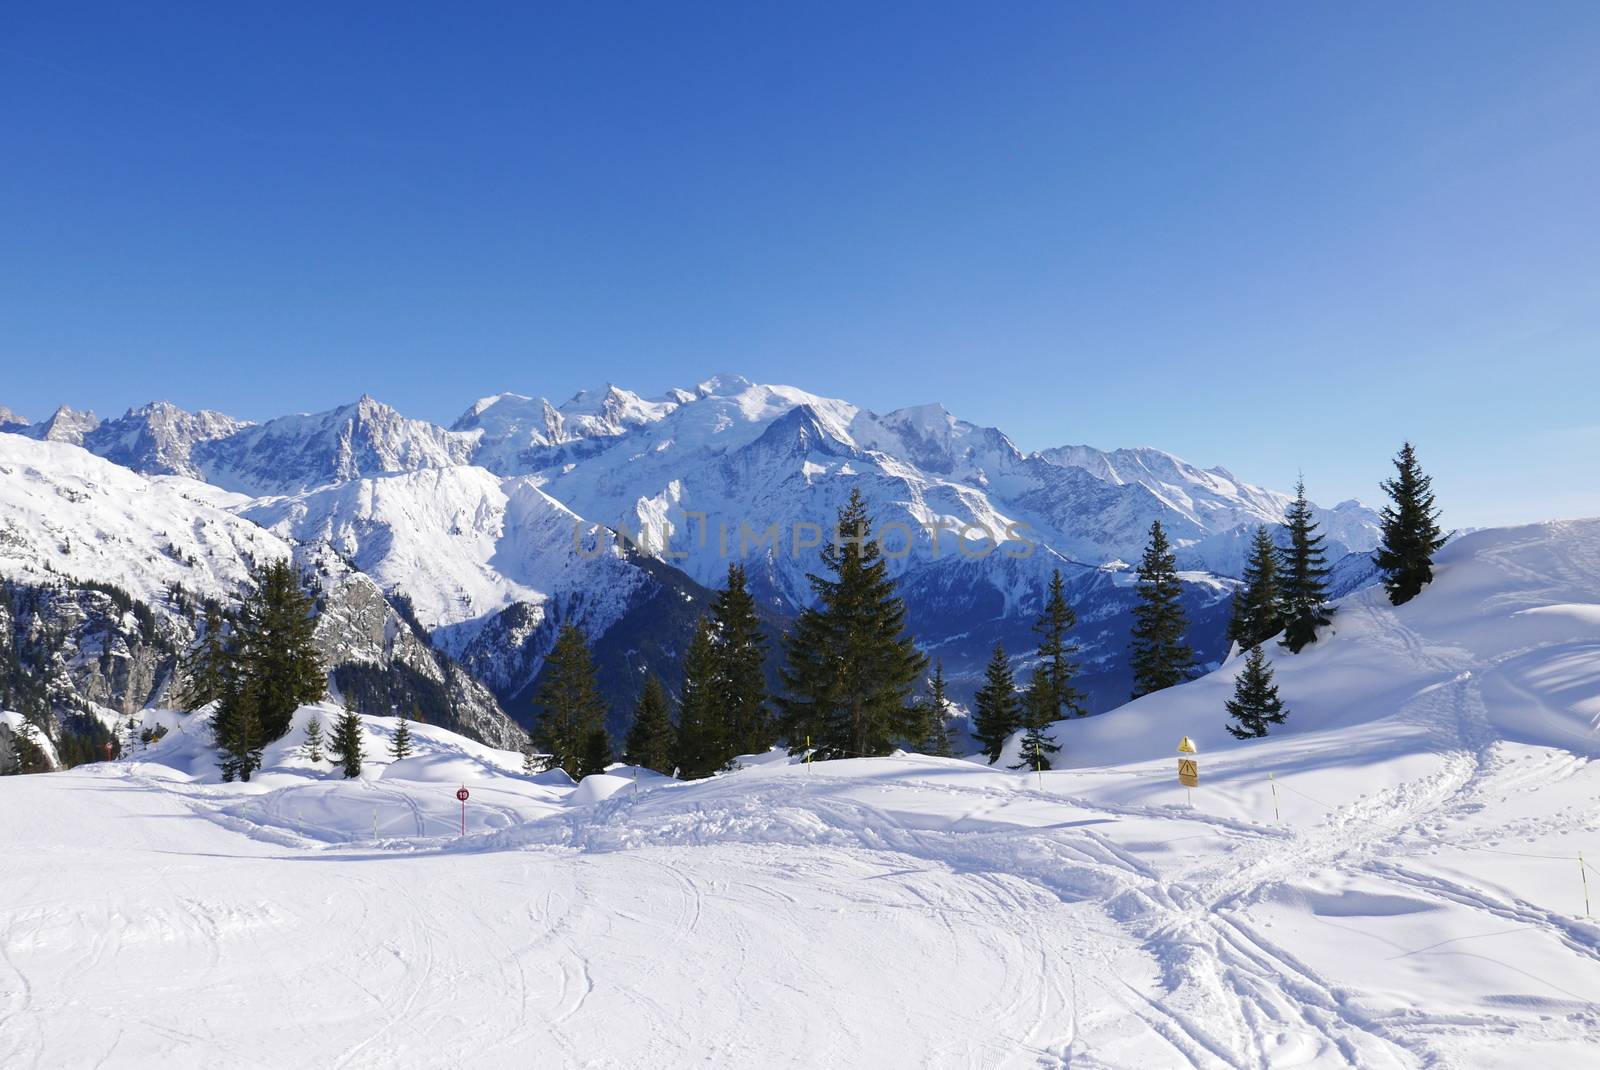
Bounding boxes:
[694,372,756,397]
[24,405,100,445]
[0,405,30,430]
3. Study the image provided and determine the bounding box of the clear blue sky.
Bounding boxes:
[3,3,1596,528]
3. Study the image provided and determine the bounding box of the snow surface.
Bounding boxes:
[3,519,1600,1067]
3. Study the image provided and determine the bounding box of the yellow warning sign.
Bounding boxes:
[1178,758,1199,787]
[1177,737,1197,754]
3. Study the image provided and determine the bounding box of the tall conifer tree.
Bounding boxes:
[232,560,325,742]
[710,564,772,756]
[776,488,925,759]
[302,713,325,763]
[1129,520,1196,698]
[914,660,953,757]
[971,644,1022,763]
[675,618,725,779]
[1228,525,1283,651]
[1374,442,1446,606]
[1277,480,1332,653]
[330,698,364,778]
[1224,645,1289,739]
[532,625,609,779]
[1012,670,1062,771]
[623,674,677,774]
[1033,570,1086,720]
[178,604,232,711]
[389,712,413,760]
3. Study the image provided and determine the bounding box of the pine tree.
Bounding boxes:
[177,604,231,711]
[302,714,325,763]
[1129,520,1196,698]
[1374,442,1446,607]
[623,674,677,774]
[329,698,364,778]
[1224,645,1289,739]
[776,488,926,759]
[521,735,539,775]
[1228,525,1283,650]
[213,671,263,781]
[971,644,1023,763]
[578,726,612,779]
[1011,669,1062,771]
[913,660,953,757]
[232,560,326,742]
[674,618,726,779]
[389,712,413,760]
[532,625,609,779]
[1033,569,1086,719]
[710,564,772,757]
[1277,479,1333,653]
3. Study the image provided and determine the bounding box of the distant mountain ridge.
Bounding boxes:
[2,377,1383,716]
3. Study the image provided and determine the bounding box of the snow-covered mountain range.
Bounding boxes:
[2,376,1383,722]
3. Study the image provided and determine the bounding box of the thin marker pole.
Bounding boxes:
[1582,851,1591,917]
[1269,772,1281,824]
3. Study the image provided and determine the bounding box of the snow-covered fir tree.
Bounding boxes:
[971,644,1022,763]
[1129,520,1196,698]
[1011,670,1061,772]
[329,699,364,779]
[623,674,676,775]
[1375,441,1446,606]
[1277,479,1332,653]
[777,488,925,760]
[1032,570,1086,719]
[1224,645,1289,739]
[389,713,413,760]
[532,625,609,779]
[1228,524,1283,651]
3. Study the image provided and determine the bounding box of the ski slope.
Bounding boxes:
[3,519,1600,1068]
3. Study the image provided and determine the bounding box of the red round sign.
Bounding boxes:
[456,787,470,802]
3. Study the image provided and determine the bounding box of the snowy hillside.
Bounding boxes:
[2,516,1597,1067]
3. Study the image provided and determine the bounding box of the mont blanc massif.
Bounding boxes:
[0,374,1381,752]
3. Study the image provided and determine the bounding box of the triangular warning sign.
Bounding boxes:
[1177,736,1197,754]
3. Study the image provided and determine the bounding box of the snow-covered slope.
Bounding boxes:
[3,517,1597,1067]
[0,433,292,604]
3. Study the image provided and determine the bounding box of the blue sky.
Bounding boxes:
[2,3,1596,527]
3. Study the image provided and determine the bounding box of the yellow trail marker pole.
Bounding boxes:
[806,736,812,774]
[1269,772,1281,824]
[1582,851,1591,917]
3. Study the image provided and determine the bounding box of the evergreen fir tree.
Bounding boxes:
[913,660,953,757]
[177,604,232,711]
[674,617,726,779]
[329,699,364,779]
[389,712,413,760]
[1224,645,1289,739]
[710,564,772,757]
[971,644,1023,763]
[1129,520,1196,698]
[1277,479,1333,653]
[578,726,612,778]
[1032,569,1086,720]
[302,713,325,763]
[213,671,263,781]
[1374,441,1446,607]
[232,560,326,742]
[521,735,539,775]
[623,674,677,774]
[1227,525,1283,650]
[776,488,926,759]
[532,625,609,779]
[1011,669,1062,771]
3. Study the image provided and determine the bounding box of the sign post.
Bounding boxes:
[1177,736,1198,807]
[456,786,470,838]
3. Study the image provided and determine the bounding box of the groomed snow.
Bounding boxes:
[3,519,1600,1067]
